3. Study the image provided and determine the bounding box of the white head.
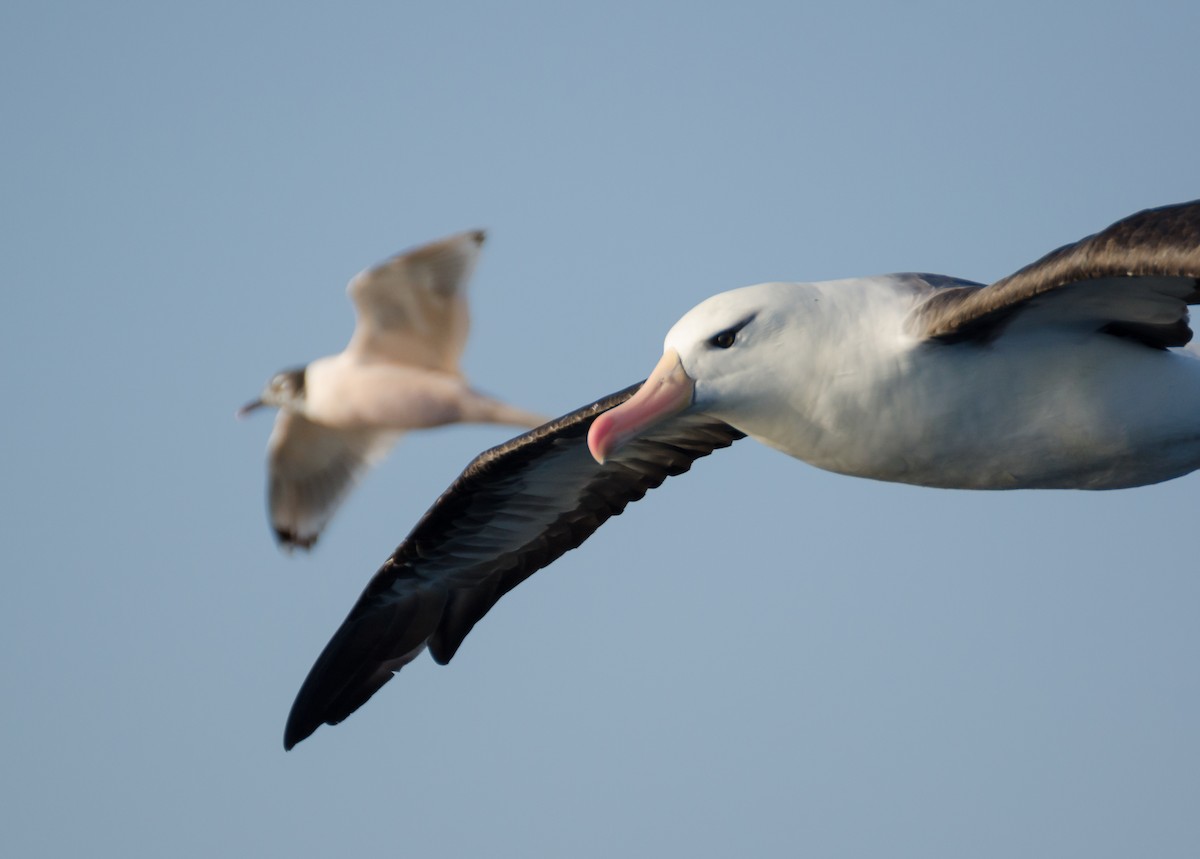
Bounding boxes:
[588,282,808,462]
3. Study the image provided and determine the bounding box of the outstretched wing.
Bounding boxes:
[267,411,399,550]
[911,200,1200,348]
[344,230,485,372]
[284,384,744,748]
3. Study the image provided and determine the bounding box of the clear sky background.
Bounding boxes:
[5,1,1199,856]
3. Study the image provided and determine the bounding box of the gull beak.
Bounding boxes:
[588,348,695,464]
[236,398,265,419]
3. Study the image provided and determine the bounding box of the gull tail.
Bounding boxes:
[468,391,549,429]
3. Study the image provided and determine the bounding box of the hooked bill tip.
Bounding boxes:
[587,413,612,464]
[585,349,694,464]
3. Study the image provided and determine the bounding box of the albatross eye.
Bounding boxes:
[706,313,756,350]
[709,329,737,349]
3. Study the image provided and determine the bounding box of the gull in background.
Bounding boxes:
[284,201,1200,748]
[240,230,545,551]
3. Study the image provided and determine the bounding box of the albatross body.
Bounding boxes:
[284,200,1200,748]
[596,274,1200,492]
[240,230,544,550]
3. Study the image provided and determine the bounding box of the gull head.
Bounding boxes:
[237,367,307,418]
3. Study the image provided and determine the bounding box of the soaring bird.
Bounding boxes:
[240,230,545,551]
[284,201,1200,748]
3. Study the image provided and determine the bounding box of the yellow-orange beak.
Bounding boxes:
[588,348,695,464]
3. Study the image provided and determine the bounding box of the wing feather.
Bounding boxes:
[267,412,399,550]
[344,230,484,371]
[913,201,1200,347]
[284,384,743,748]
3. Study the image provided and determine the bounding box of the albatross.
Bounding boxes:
[239,230,545,550]
[284,200,1200,748]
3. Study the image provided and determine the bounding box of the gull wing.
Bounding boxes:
[267,411,399,550]
[344,230,485,372]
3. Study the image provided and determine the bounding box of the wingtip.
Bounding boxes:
[282,732,304,752]
[274,526,318,552]
[282,731,303,751]
[283,708,320,750]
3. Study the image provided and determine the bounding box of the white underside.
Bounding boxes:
[747,334,1200,490]
[303,354,543,431]
[673,277,1200,491]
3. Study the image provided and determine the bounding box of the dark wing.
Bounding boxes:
[911,200,1200,347]
[267,412,399,550]
[284,384,744,749]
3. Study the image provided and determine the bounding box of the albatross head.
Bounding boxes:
[589,283,795,462]
[237,367,308,418]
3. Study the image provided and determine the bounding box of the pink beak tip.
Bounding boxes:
[587,415,611,464]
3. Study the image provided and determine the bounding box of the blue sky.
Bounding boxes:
[4,1,1199,856]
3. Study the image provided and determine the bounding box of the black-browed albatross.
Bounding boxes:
[284,200,1200,748]
[239,230,544,550]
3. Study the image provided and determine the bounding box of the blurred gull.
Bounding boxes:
[240,230,544,551]
[282,200,1200,747]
